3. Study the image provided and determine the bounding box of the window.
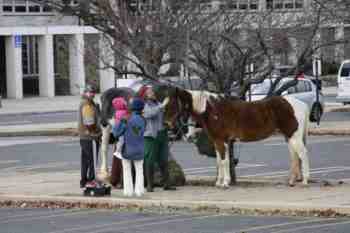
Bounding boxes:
[250,0,258,10]
[2,0,13,12]
[14,0,26,12]
[22,36,39,78]
[227,0,238,10]
[266,0,304,10]
[296,81,307,93]
[238,0,248,10]
[305,81,312,92]
[284,0,294,9]
[341,63,350,77]
[287,86,297,94]
[1,0,53,14]
[295,0,303,8]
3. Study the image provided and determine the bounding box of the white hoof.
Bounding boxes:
[123,191,133,197]
[215,180,222,187]
[302,179,308,185]
[222,182,230,189]
[135,192,144,197]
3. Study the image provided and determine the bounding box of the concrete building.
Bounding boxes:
[0,0,117,99]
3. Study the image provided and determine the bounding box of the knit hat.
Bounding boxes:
[130,98,145,111]
[138,85,150,100]
[112,97,128,111]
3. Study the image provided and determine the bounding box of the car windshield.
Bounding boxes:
[341,63,350,77]
[251,80,272,95]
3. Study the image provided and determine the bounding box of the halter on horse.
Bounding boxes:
[164,88,310,187]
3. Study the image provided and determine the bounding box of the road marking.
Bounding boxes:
[184,163,266,175]
[270,219,350,233]
[0,209,105,224]
[48,214,183,233]
[241,166,350,178]
[226,218,339,233]
[0,160,19,165]
[0,137,77,147]
[264,137,350,146]
[0,209,68,221]
[0,120,32,125]
[0,162,78,173]
[86,214,220,233]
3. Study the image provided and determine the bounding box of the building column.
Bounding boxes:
[69,33,85,95]
[38,34,55,97]
[99,35,115,92]
[5,36,23,99]
[335,24,345,63]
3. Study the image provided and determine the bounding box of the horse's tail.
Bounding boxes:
[302,105,310,146]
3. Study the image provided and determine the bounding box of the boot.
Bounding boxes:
[160,161,176,191]
[145,164,154,192]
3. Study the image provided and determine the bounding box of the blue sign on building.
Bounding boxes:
[14,35,22,48]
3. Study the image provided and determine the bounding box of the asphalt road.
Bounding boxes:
[2,208,350,233]
[1,135,350,182]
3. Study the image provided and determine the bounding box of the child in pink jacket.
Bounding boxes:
[112,97,129,159]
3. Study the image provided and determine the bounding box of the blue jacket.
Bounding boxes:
[112,113,146,160]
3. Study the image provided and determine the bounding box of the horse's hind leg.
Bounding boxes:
[287,143,301,186]
[289,136,310,185]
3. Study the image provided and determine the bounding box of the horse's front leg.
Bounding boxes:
[214,142,231,188]
[223,143,231,187]
[99,124,111,180]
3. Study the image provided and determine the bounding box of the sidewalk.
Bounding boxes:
[1,170,350,217]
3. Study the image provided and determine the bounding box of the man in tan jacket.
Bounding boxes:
[78,85,101,188]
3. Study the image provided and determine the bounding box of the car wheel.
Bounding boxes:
[310,103,323,122]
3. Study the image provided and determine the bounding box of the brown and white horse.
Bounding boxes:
[164,88,310,187]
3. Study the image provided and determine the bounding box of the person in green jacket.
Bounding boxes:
[142,86,176,192]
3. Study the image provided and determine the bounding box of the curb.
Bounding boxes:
[0,194,348,218]
[0,110,77,117]
[0,128,78,137]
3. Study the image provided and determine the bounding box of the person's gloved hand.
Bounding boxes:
[161,97,170,108]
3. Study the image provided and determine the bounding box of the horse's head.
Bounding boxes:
[164,87,193,131]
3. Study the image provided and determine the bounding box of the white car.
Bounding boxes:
[248,77,324,122]
[337,60,350,104]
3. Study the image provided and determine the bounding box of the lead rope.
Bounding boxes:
[233,139,241,166]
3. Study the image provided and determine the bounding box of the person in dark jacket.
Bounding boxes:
[143,86,176,192]
[78,85,101,188]
[112,98,146,197]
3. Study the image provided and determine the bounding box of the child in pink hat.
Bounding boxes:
[112,97,129,159]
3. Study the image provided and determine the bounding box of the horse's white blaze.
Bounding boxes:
[188,90,218,114]
[283,96,310,184]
